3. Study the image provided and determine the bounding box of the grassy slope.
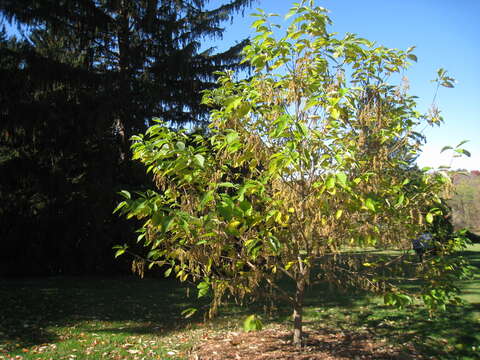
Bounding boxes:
[1,245,479,360]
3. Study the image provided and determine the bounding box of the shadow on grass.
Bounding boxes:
[358,304,480,359]
[0,276,207,351]
[300,245,480,359]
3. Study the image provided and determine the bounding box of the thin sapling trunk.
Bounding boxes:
[292,270,307,348]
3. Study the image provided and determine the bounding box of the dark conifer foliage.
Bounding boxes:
[0,0,254,275]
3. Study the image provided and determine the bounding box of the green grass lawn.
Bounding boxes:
[1,245,479,360]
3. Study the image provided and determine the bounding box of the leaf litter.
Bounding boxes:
[190,324,424,360]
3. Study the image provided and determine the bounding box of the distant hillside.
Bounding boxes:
[449,170,480,234]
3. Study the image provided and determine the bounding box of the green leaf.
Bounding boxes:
[305,97,319,111]
[328,97,341,107]
[176,141,185,150]
[226,220,241,236]
[267,235,281,253]
[455,148,471,157]
[200,190,214,208]
[384,293,395,306]
[218,182,237,188]
[161,215,174,233]
[336,172,347,188]
[151,212,163,227]
[456,140,469,148]
[181,307,198,319]
[440,146,453,153]
[365,198,376,212]
[239,200,253,215]
[114,247,126,258]
[218,204,234,221]
[113,201,127,214]
[237,103,251,118]
[407,54,417,62]
[284,9,297,20]
[225,97,242,112]
[118,190,131,199]
[396,193,405,207]
[194,154,205,168]
[325,176,336,190]
[243,314,263,332]
[295,122,308,137]
[197,281,210,298]
[251,18,266,28]
[164,267,172,277]
[147,249,163,259]
[396,294,412,308]
[273,114,290,137]
[226,131,239,144]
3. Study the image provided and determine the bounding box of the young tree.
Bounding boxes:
[115,2,470,347]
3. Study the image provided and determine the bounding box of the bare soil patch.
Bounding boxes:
[190,325,423,360]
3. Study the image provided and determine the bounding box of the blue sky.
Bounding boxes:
[209,0,480,170]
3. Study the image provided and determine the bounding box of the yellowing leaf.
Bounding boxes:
[330,108,340,120]
[228,220,241,229]
[426,213,434,223]
[335,209,343,219]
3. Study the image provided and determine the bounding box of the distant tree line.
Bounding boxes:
[449,170,480,235]
[0,0,254,276]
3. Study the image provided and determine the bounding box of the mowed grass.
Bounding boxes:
[0,277,213,359]
[1,245,479,360]
[303,244,480,359]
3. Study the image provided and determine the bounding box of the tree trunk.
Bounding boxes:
[292,276,306,348]
[116,0,132,158]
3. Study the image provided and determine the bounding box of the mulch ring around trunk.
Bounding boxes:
[190,324,423,360]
